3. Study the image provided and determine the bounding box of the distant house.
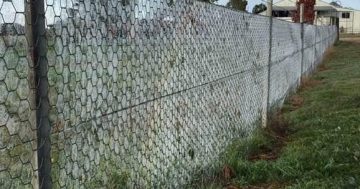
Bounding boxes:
[260,0,360,34]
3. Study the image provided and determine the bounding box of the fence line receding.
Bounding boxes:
[0,0,337,188]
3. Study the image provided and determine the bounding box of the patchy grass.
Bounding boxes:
[340,33,360,38]
[340,35,360,44]
[200,41,360,189]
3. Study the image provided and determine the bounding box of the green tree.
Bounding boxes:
[226,0,248,11]
[198,0,218,3]
[330,1,342,7]
[252,3,267,14]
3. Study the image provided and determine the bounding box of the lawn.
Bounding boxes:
[195,40,360,189]
[340,33,360,39]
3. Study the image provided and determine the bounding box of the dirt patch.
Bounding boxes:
[248,114,289,162]
[215,115,291,188]
[225,185,240,189]
[300,77,322,91]
[318,63,328,72]
[317,47,335,72]
[247,145,280,161]
[289,95,304,110]
[239,182,287,189]
[341,37,360,44]
[222,165,236,181]
[223,182,287,189]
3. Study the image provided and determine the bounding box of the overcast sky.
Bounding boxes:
[216,0,360,12]
[0,0,75,25]
[1,0,360,25]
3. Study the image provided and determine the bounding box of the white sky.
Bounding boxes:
[0,0,149,25]
[0,0,25,24]
[0,0,75,25]
[1,0,359,25]
[216,0,360,12]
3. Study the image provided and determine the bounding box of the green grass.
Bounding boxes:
[200,41,360,189]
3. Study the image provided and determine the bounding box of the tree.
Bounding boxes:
[198,0,218,3]
[252,3,267,14]
[227,0,248,11]
[330,1,342,7]
[292,0,316,24]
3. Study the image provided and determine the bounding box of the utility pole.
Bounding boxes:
[267,0,273,17]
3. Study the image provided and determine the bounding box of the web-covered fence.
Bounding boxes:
[0,0,337,188]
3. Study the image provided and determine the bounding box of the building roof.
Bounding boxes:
[271,0,356,12]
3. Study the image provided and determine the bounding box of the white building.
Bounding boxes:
[261,0,360,34]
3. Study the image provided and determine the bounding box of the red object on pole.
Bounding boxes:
[292,0,316,24]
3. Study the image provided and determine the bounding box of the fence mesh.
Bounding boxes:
[0,0,337,188]
[46,1,270,188]
[269,19,303,108]
[0,1,38,188]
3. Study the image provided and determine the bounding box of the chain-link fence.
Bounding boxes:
[0,0,337,188]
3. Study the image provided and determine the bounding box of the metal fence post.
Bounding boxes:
[299,3,305,85]
[313,25,317,72]
[30,0,51,188]
[300,3,304,82]
[336,17,340,42]
[262,12,273,128]
[300,24,304,84]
